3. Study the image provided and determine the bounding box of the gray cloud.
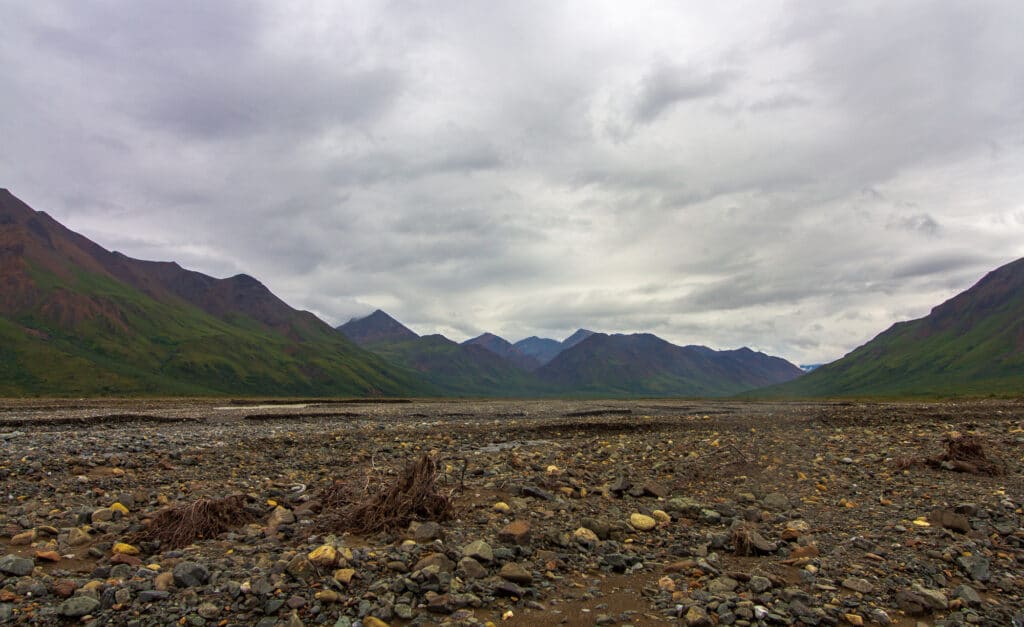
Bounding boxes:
[2,0,1024,365]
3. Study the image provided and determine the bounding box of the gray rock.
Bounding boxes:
[414,521,444,542]
[762,493,790,511]
[748,576,772,594]
[707,576,739,594]
[58,595,100,618]
[173,561,210,588]
[139,590,171,602]
[957,555,991,582]
[0,554,33,577]
[458,557,488,579]
[842,577,873,594]
[953,584,983,607]
[462,540,494,562]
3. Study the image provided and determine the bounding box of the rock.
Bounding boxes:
[67,527,91,546]
[333,568,356,585]
[34,550,61,563]
[498,519,531,545]
[0,554,33,577]
[762,493,790,511]
[652,509,671,523]
[640,480,669,498]
[499,562,533,584]
[10,529,36,545]
[707,576,739,594]
[953,584,983,607]
[198,602,220,619]
[363,618,389,627]
[414,521,444,542]
[285,555,316,580]
[413,552,454,573]
[307,544,338,567]
[666,497,703,518]
[629,513,657,531]
[842,577,873,594]
[266,506,295,533]
[581,517,611,540]
[110,552,141,566]
[91,507,114,523]
[493,581,527,597]
[112,542,140,555]
[573,527,600,544]
[749,576,772,593]
[110,502,129,515]
[139,590,170,602]
[520,485,554,500]
[58,595,100,618]
[462,540,494,562]
[781,519,810,541]
[843,614,864,626]
[930,508,972,534]
[896,585,948,615]
[492,501,511,513]
[957,555,991,582]
[173,561,210,588]
[458,557,488,579]
[685,605,712,626]
[609,476,632,495]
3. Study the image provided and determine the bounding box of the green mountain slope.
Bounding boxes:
[0,189,431,397]
[756,257,1024,397]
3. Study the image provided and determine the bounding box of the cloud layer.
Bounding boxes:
[3,0,1023,364]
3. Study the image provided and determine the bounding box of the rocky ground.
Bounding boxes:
[0,398,1022,626]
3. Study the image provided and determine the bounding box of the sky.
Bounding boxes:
[3,1,1024,365]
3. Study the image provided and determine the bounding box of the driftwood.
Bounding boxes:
[134,495,259,550]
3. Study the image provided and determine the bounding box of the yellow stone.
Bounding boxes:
[629,513,657,531]
[573,527,599,543]
[844,613,864,626]
[308,544,338,567]
[493,502,511,513]
[110,502,129,515]
[363,617,389,627]
[912,518,931,527]
[112,542,140,555]
[652,510,671,523]
[334,568,356,585]
[315,589,342,603]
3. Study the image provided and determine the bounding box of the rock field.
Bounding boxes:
[0,398,1022,626]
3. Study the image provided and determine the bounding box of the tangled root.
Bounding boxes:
[319,454,456,535]
[134,495,259,550]
[925,432,1004,475]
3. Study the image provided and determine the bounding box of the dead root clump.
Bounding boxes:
[134,494,260,550]
[925,432,1004,475]
[319,453,456,535]
[897,432,1005,476]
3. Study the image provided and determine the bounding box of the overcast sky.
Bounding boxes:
[3,1,1024,364]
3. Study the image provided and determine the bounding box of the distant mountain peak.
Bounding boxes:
[562,328,596,349]
[338,309,418,346]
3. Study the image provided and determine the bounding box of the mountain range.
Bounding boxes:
[338,310,803,397]
[3,188,1021,398]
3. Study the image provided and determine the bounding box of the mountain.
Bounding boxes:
[757,257,1024,397]
[368,334,551,396]
[0,189,431,396]
[462,333,541,370]
[562,328,596,350]
[538,332,804,397]
[512,336,563,366]
[338,309,418,346]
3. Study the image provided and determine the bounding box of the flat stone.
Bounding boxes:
[333,568,356,585]
[0,554,33,577]
[640,480,669,498]
[685,605,712,626]
[413,552,454,573]
[58,595,100,618]
[10,529,36,545]
[749,576,772,593]
[499,562,533,584]
[707,576,739,594]
[842,577,873,594]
